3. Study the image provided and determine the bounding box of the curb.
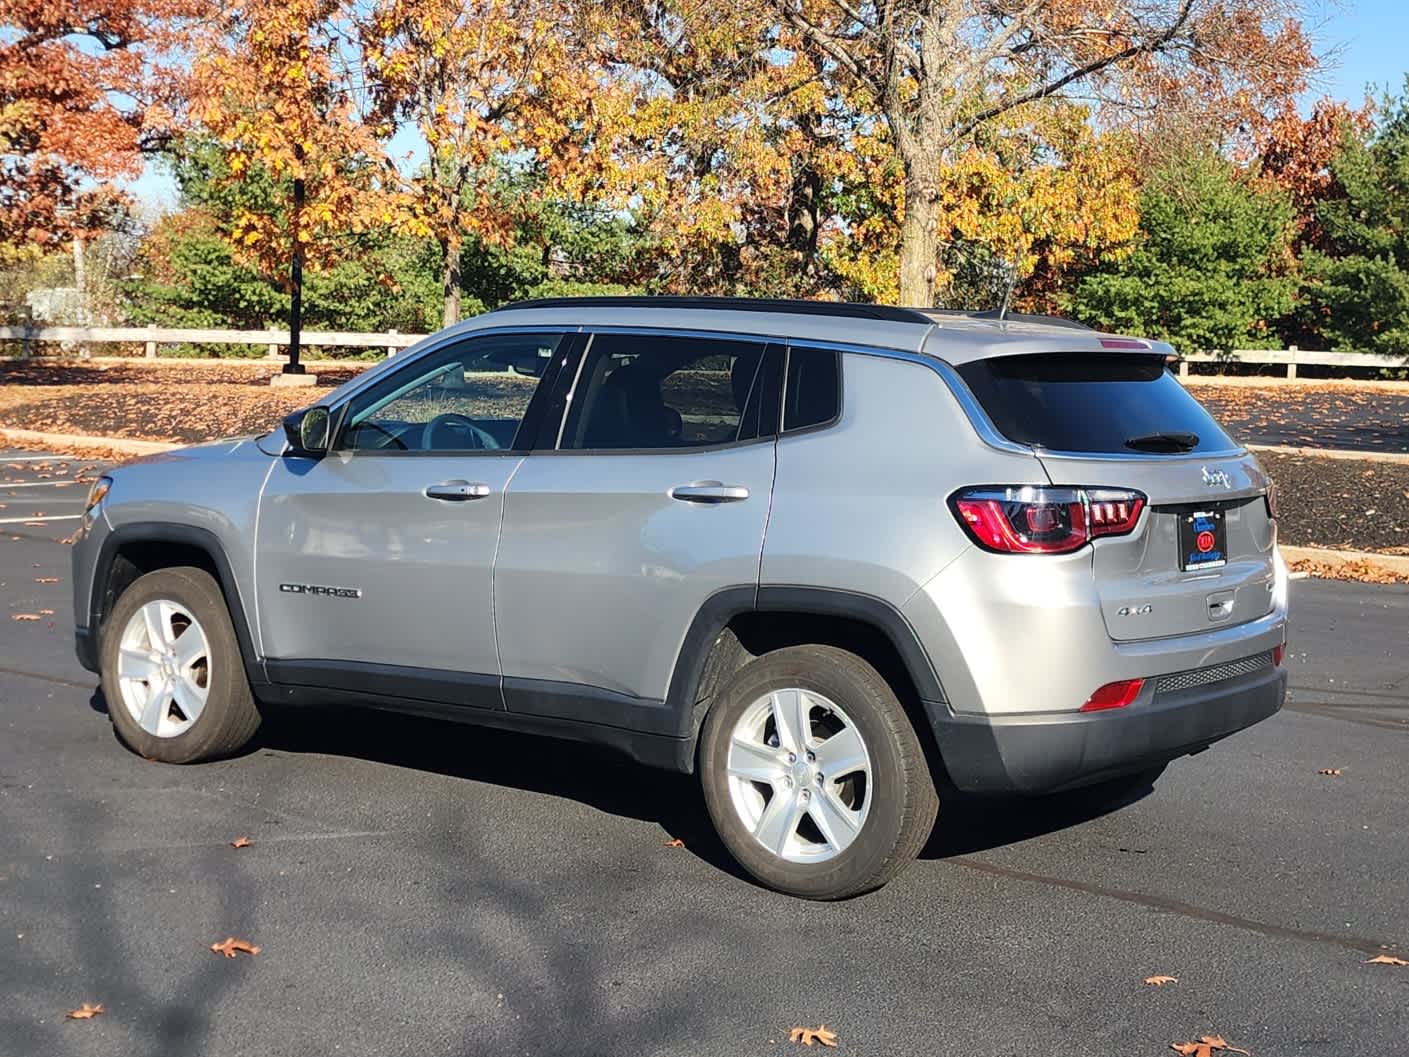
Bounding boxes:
[1280,544,1409,579]
[1249,443,1409,465]
[0,427,180,456]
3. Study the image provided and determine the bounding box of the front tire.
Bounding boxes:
[101,566,261,763]
[699,645,938,899]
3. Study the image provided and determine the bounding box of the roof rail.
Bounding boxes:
[923,308,1093,331]
[492,295,935,324]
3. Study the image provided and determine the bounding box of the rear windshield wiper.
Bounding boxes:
[1124,431,1200,453]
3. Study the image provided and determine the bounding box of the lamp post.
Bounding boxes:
[284,176,306,375]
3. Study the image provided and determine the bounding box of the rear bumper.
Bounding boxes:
[929,660,1286,795]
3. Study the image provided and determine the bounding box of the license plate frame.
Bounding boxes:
[1179,508,1227,572]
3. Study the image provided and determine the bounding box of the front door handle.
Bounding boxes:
[424,480,491,502]
[669,482,750,504]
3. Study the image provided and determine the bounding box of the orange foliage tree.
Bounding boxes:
[190,0,392,361]
[581,2,845,296]
[360,0,609,324]
[589,3,1142,304]
[0,0,199,248]
[1257,97,1374,249]
[771,0,1315,305]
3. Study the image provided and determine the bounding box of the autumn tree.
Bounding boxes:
[1258,97,1373,249]
[1295,86,1409,356]
[768,0,1313,306]
[581,3,850,297]
[589,4,1143,304]
[360,0,609,325]
[822,99,1140,306]
[1,0,199,248]
[191,0,389,365]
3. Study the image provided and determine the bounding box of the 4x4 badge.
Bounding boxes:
[1200,466,1232,489]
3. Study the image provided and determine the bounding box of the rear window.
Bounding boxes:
[955,353,1237,454]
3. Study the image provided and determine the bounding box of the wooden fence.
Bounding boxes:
[0,324,423,359]
[2,324,1405,378]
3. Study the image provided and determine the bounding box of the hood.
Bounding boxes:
[117,434,275,469]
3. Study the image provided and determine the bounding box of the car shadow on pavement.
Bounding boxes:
[88,687,1148,882]
[257,702,758,880]
[921,781,1154,860]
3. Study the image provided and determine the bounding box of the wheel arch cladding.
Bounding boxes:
[91,524,265,686]
[670,585,948,769]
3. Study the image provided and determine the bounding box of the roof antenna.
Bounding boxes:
[996,258,1017,322]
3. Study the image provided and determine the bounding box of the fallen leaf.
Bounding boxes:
[662,838,685,848]
[1364,954,1408,966]
[209,937,261,958]
[1172,1036,1250,1056]
[1144,975,1179,986]
[65,1002,105,1020]
[11,613,41,621]
[1317,768,1343,776]
[788,1025,838,1048]
[34,576,59,583]
[230,835,252,848]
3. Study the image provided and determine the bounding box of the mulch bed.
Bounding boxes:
[0,361,365,443]
[1258,452,1409,552]
[1192,382,1409,454]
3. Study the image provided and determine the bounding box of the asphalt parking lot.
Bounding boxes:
[1,450,1405,1057]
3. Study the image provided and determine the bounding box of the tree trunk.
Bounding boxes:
[787,163,822,277]
[897,168,940,307]
[441,231,462,328]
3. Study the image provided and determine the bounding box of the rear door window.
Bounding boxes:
[559,332,780,450]
[956,353,1237,454]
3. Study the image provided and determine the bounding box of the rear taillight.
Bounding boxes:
[950,487,1146,555]
[1080,678,1145,712]
[1272,644,1284,667]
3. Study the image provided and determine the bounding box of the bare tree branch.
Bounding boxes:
[950,0,1199,143]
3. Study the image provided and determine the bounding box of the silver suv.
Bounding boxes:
[72,297,1288,898]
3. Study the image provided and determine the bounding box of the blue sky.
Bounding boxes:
[1305,0,1408,103]
[126,1,1409,212]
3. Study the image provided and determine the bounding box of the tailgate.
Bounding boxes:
[1040,452,1276,641]
[954,349,1277,643]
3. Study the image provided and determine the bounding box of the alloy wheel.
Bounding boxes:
[725,688,873,863]
[115,599,212,738]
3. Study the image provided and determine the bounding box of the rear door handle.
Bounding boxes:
[669,482,750,504]
[424,480,491,502]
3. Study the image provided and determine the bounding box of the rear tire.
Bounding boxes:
[699,644,938,899]
[101,566,261,763]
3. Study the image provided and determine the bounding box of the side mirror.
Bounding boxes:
[283,406,331,457]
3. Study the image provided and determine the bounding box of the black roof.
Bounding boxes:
[923,308,1092,331]
[493,295,1088,330]
[494,296,933,322]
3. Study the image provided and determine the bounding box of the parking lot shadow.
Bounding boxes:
[921,780,1154,859]
[88,685,1146,880]
[256,703,752,878]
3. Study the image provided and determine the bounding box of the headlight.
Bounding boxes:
[84,475,113,512]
